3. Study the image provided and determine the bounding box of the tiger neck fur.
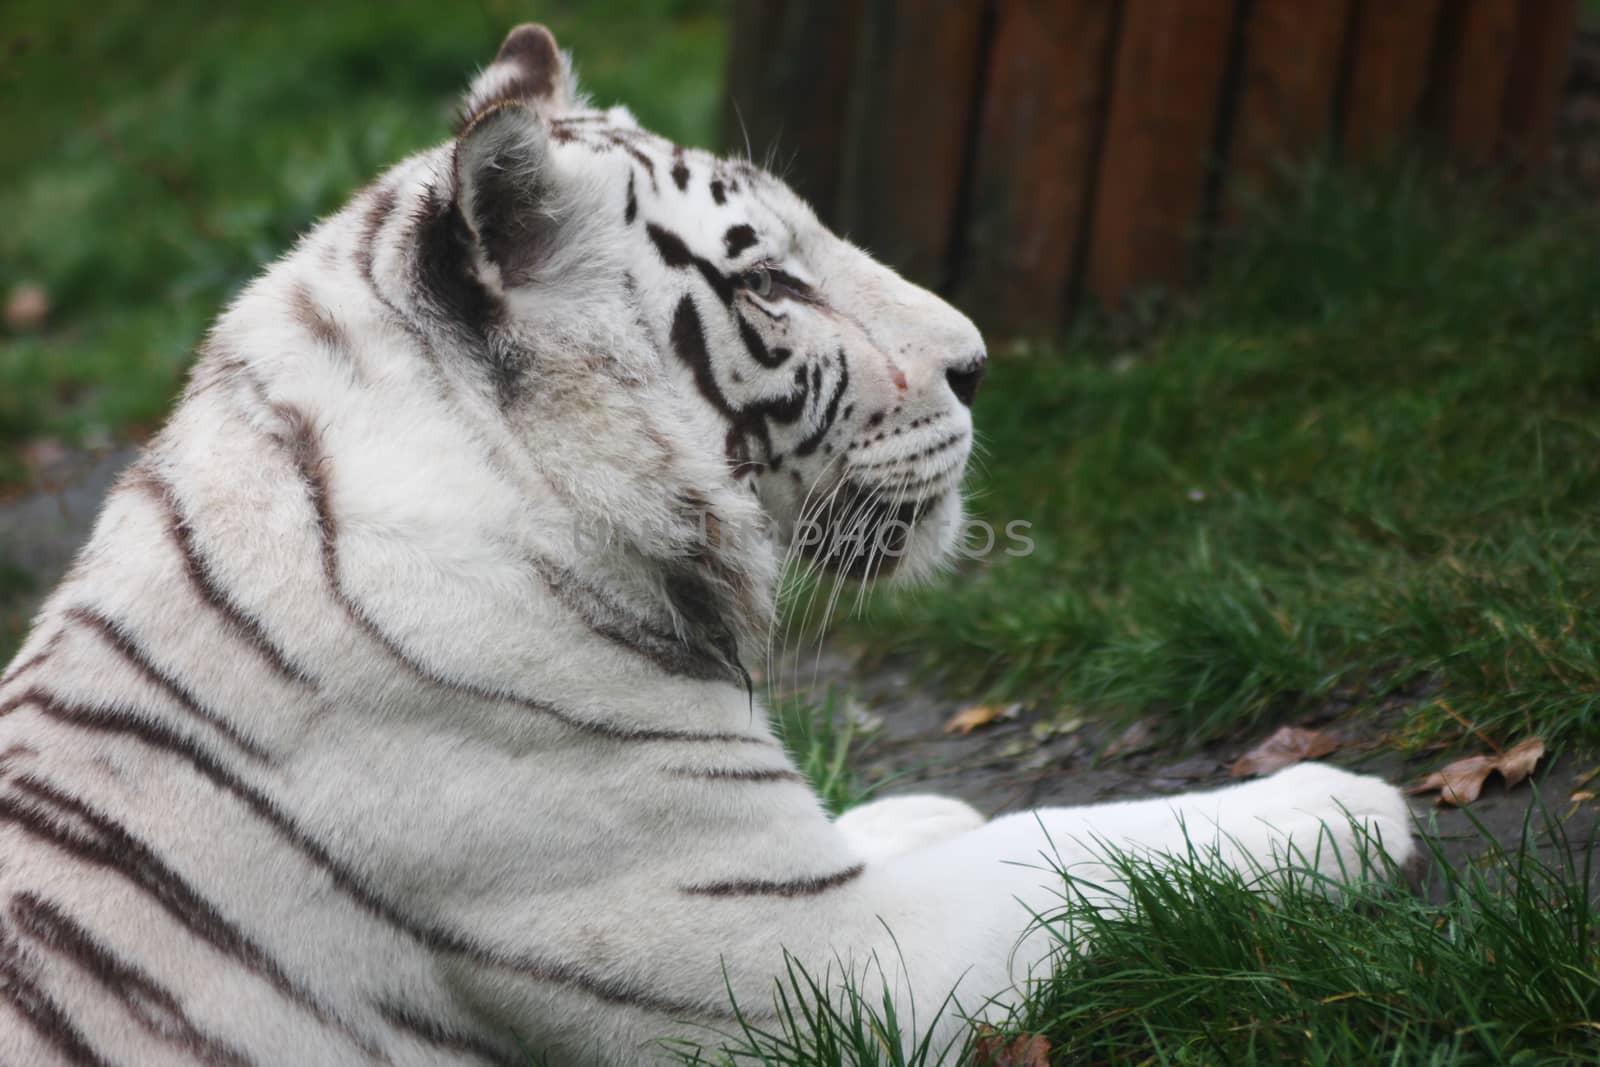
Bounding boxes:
[266,141,781,681]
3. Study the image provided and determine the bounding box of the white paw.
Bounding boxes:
[834,794,987,863]
[1234,763,1416,878]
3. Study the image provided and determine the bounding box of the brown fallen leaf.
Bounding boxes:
[1102,718,1155,759]
[1229,725,1339,778]
[973,1026,1051,1067]
[1407,737,1546,807]
[943,702,1021,736]
[1573,762,1600,791]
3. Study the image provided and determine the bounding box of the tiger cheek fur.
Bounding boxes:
[0,22,1416,1067]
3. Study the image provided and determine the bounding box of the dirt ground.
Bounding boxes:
[3,445,1595,883]
[801,647,1598,883]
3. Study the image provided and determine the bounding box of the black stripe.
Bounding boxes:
[412,187,507,351]
[736,314,790,369]
[530,559,738,684]
[670,767,805,784]
[647,223,734,304]
[354,184,425,333]
[1,631,63,690]
[623,170,637,224]
[353,185,397,293]
[670,148,690,191]
[211,348,277,416]
[710,179,727,205]
[795,350,851,458]
[0,772,378,1055]
[667,298,813,475]
[877,461,958,496]
[271,405,339,586]
[609,135,659,191]
[746,365,809,428]
[766,268,813,300]
[374,999,522,1067]
[6,688,430,939]
[723,224,757,259]
[14,689,755,1022]
[11,892,256,1067]
[130,470,316,689]
[350,186,464,389]
[683,863,866,898]
[62,606,272,764]
[854,431,965,472]
[669,295,735,418]
[492,952,737,1019]
[353,183,468,370]
[0,926,113,1067]
[357,181,499,364]
[288,281,349,356]
[268,405,765,746]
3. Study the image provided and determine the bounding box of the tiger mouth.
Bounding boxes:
[793,480,946,579]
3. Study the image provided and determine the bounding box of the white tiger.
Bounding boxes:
[0,25,1414,1066]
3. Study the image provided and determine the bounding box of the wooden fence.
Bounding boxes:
[723,0,1579,336]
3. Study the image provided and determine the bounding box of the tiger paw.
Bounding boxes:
[834,794,987,862]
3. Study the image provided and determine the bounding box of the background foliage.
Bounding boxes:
[0,0,725,482]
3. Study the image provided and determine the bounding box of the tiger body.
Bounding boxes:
[0,26,1414,1065]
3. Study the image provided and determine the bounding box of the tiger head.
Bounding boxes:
[444,25,985,593]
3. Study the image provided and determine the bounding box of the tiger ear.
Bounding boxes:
[453,104,557,284]
[461,23,576,128]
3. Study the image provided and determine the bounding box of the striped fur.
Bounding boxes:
[0,25,1416,1065]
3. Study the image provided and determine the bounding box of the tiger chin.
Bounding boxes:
[0,25,1415,1066]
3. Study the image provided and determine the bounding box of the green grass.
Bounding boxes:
[1011,817,1599,1065]
[670,807,1599,1066]
[696,689,1600,1066]
[769,690,873,818]
[850,164,1600,754]
[0,0,726,485]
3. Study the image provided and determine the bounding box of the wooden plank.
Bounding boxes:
[1499,0,1578,172]
[1224,0,1351,221]
[837,0,986,289]
[957,0,1117,335]
[721,1,788,151]
[1087,0,1240,310]
[1428,0,1518,166]
[1340,0,1443,163]
[720,1,865,221]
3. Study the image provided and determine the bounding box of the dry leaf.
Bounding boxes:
[1103,718,1155,759]
[1573,763,1600,791]
[944,702,1021,736]
[1407,737,1546,807]
[973,1026,1051,1067]
[1229,725,1339,778]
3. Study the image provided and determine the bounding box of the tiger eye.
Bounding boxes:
[745,266,774,299]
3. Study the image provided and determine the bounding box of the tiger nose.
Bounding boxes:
[945,352,986,407]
